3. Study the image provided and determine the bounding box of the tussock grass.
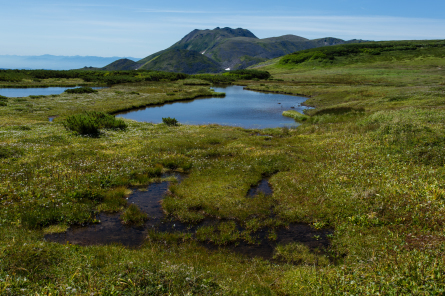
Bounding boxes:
[97,187,131,212]
[282,110,309,122]
[120,204,148,226]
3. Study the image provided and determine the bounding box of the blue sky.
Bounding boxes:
[2,0,444,58]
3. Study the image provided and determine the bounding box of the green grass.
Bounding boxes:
[2,42,445,294]
[97,187,131,212]
[121,204,148,226]
[0,82,223,124]
[282,110,309,122]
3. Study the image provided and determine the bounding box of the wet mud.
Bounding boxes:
[46,176,331,260]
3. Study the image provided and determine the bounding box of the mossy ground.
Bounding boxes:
[1,47,445,294]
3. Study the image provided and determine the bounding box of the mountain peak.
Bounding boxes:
[178,27,257,45]
[212,27,258,38]
[112,28,369,74]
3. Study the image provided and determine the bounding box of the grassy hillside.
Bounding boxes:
[213,36,365,69]
[263,39,445,69]
[1,40,445,294]
[107,27,368,73]
[138,27,257,65]
[101,58,138,71]
[139,49,223,74]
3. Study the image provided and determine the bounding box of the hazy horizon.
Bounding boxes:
[0,55,141,70]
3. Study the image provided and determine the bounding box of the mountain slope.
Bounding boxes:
[102,58,138,71]
[139,49,222,74]
[103,27,368,73]
[136,27,257,66]
[204,36,364,69]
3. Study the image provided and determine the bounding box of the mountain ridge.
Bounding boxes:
[103,27,369,73]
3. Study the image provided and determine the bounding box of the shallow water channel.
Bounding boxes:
[117,85,310,129]
[46,174,331,260]
[0,86,105,97]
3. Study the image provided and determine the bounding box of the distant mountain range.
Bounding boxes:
[103,27,369,74]
[0,55,140,70]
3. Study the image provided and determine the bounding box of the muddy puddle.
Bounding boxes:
[46,175,331,260]
[46,174,185,247]
[247,178,273,197]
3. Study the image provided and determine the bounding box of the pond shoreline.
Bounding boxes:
[111,93,224,116]
[117,85,310,129]
[241,84,316,108]
[0,86,108,98]
[0,83,104,88]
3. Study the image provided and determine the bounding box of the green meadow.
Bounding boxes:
[1,41,445,294]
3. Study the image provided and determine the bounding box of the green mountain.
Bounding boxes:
[138,49,222,74]
[103,27,368,73]
[101,58,138,71]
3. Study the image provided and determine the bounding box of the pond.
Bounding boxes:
[0,86,106,98]
[117,85,310,129]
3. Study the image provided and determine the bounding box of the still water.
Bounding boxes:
[0,86,105,97]
[46,174,331,259]
[117,85,309,129]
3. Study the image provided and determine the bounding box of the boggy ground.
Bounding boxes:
[1,50,445,294]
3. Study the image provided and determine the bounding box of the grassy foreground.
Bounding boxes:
[1,43,445,294]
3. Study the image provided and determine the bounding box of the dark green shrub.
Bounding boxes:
[0,101,6,106]
[162,117,179,126]
[0,95,7,100]
[63,111,127,136]
[191,74,235,84]
[64,87,98,94]
[223,69,271,80]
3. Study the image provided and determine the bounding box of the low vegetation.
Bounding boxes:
[282,110,309,122]
[1,40,445,294]
[0,69,189,87]
[64,86,98,94]
[121,204,149,226]
[63,111,127,136]
[222,69,271,80]
[162,117,179,126]
[279,39,445,67]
